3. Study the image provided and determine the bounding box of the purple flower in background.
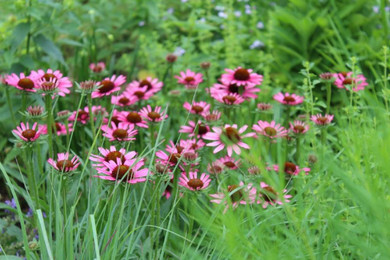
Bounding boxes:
[167,8,174,14]
[218,12,228,18]
[250,40,265,49]
[174,47,186,56]
[5,199,16,213]
[257,21,264,29]
[234,11,242,17]
[138,21,145,27]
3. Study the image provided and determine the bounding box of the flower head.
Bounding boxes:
[6,73,36,92]
[175,69,203,89]
[117,111,148,128]
[183,101,210,115]
[31,69,72,96]
[13,122,44,142]
[333,72,368,91]
[217,156,241,170]
[101,122,138,142]
[127,77,163,95]
[310,114,334,125]
[89,62,106,73]
[92,75,126,98]
[139,105,168,122]
[252,120,288,139]
[111,92,137,107]
[90,146,137,171]
[220,67,263,87]
[257,182,292,208]
[212,93,245,106]
[210,82,260,100]
[289,120,309,134]
[273,92,304,106]
[178,171,211,191]
[179,120,210,138]
[47,153,80,173]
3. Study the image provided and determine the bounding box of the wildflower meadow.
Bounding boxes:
[1,0,390,259]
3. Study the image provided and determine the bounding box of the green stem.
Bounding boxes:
[45,95,54,157]
[87,94,96,138]
[23,149,38,210]
[326,83,332,114]
[5,88,16,125]
[295,136,301,164]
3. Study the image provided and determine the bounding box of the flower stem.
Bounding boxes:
[5,88,16,125]
[326,83,332,114]
[45,95,54,157]
[87,94,96,138]
[295,136,301,164]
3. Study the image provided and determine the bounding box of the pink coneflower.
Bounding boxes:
[90,146,137,170]
[217,156,241,170]
[111,92,137,107]
[289,120,309,134]
[203,124,255,156]
[94,158,148,184]
[101,122,138,142]
[6,73,36,92]
[139,105,168,122]
[127,77,163,94]
[213,93,245,106]
[89,62,106,73]
[27,106,44,117]
[210,182,257,213]
[310,114,334,125]
[183,101,210,115]
[178,171,211,191]
[47,153,80,173]
[252,120,288,139]
[207,161,225,174]
[12,122,44,142]
[257,103,272,111]
[175,69,203,89]
[42,122,73,136]
[30,69,72,96]
[257,182,292,208]
[271,162,311,176]
[126,85,155,101]
[273,92,304,106]
[210,82,260,99]
[180,138,206,151]
[333,72,368,91]
[202,110,222,122]
[69,107,91,124]
[103,109,125,126]
[35,77,66,97]
[92,75,126,98]
[179,121,210,138]
[117,111,148,128]
[220,67,263,87]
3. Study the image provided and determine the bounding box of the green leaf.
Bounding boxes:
[34,34,66,65]
[11,22,30,52]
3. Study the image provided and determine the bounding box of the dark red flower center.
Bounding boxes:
[139,79,152,91]
[42,73,56,81]
[264,127,277,136]
[148,111,161,121]
[41,81,56,91]
[228,185,243,202]
[134,91,145,99]
[17,78,35,90]
[126,112,142,123]
[224,161,236,168]
[233,68,250,81]
[224,127,240,143]
[77,111,89,121]
[111,116,121,125]
[223,95,237,104]
[168,153,181,164]
[176,145,184,154]
[228,84,239,94]
[192,105,204,114]
[341,72,349,77]
[197,124,208,135]
[113,129,128,139]
[56,160,74,172]
[111,165,134,181]
[284,162,297,175]
[22,129,36,140]
[98,80,115,93]
[283,96,296,103]
[119,97,130,105]
[317,117,328,124]
[184,76,195,83]
[293,125,305,133]
[93,65,104,73]
[261,186,277,202]
[187,178,204,189]
[105,151,124,162]
[342,78,353,85]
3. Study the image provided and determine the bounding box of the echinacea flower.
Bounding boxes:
[178,171,211,191]
[127,77,163,94]
[252,120,288,139]
[111,92,137,107]
[210,82,260,99]
[90,146,137,171]
[273,92,304,106]
[12,122,44,142]
[6,73,36,92]
[270,162,310,176]
[89,62,106,73]
[27,106,45,117]
[69,107,92,124]
[183,101,210,115]
[310,114,334,125]
[203,124,255,156]
[210,182,257,213]
[220,67,263,87]
[217,156,241,170]
[333,72,368,92]
[257,182,292,208]
[202,110,221,122]
[289,120,309,134]
[42,122,73,136]
[47,152,80,172]
[103,109,125,126]
[126,85,155,101]
[92,75,126,98]
[117,111,148,128]
[94,158,148,184]
[179,121,210,138]
[175,69,203,89]
[207,161,225,174]
[212,93,245,106]
[139,105,168,122]
[257,103,272,111]
[30,69,72,96]
[101,122,138,142]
